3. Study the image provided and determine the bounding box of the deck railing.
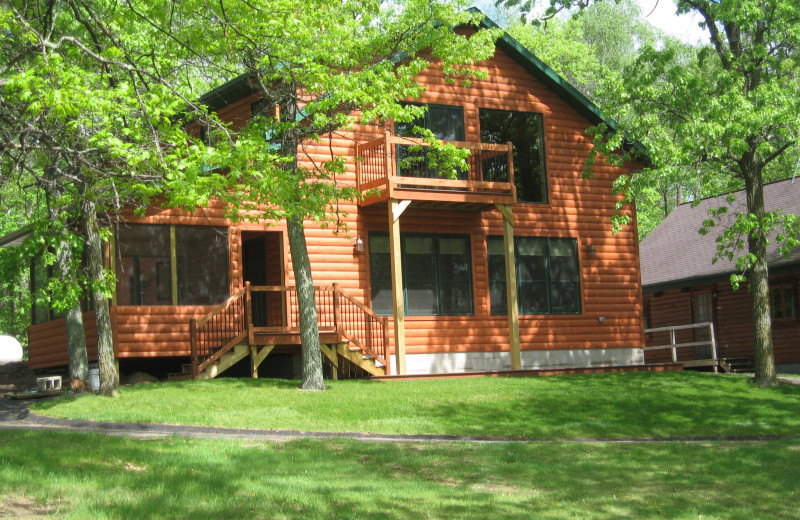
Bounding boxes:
[643,322,718,370]
[190,283,389,377]
[356,131,516,199]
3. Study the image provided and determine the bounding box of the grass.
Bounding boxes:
[7,372,800,518]
[31,371,800,439]
[1,431,798,519]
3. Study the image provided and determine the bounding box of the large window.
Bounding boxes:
[395,104,467,180]
[116,224,229,306]
[488,236,581,315]
[369,232,473,316]
[479,108,547,203]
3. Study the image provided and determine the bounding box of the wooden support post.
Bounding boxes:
[498,204,521,371]
[250,346,258,379]
[251,345,274,379]
[389,199,407,375]
[319,343,339,380]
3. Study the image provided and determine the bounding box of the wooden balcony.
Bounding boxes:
[356,132,517,211]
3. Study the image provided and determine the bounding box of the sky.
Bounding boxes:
[472,0,709,45]
[636,0,707,44]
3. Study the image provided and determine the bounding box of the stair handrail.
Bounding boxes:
[190,283,250,379]
[334,283,391,375]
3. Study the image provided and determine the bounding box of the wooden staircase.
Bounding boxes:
[177,283,391,381]
[718,357,755,374]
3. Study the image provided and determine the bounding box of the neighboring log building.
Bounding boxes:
[641,178,800,372]
[24,15,646,378]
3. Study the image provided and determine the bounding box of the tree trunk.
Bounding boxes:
[45,185,89,386]
[81,199,118,396]
[279,94,326,390]
[55,235,89,386]
[744,171,777,387]
[287,214,326,390]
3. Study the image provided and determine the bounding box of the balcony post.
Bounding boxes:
[389,199,407,375]
[497,204,521,370]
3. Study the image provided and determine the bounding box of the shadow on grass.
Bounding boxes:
[421,372,800,438]
[1,430,798,519]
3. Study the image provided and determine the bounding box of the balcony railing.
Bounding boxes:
[355,131,517,208]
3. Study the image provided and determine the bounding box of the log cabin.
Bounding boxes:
[24,14,646,379]
[641,178,800,373]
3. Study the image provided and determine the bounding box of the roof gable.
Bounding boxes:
[640,178,800,291]
[201,11,632,143]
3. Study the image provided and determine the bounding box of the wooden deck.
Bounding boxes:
[356,132,516,210]
[189,284,390,379]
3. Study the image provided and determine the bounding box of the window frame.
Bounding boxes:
[478,107,548,204]
[368,231,474,317]
[487,236,582,316]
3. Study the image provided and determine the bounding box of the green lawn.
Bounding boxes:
[6,371,799,519]
[1,431,798,519]
[31,371,800,438]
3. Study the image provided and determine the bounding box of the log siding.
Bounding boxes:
[27,37,645,371]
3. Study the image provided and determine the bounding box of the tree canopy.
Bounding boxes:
[502,0,800,386]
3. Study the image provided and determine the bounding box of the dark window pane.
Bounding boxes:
[440,282,472,314]
[406,282,438,314]
[371,281,394,315]
[480,108,547,203]
[427,105,465,141]
[370,232,473,316]
[404,236,437,282]
[489,282,507,315]
[116,225,171,306]
[175,226,229,305]
[438,237,470,282]
[369,235,391,283]
[488,236,581,315]
[550,282,580,313]
[519,281,549,314]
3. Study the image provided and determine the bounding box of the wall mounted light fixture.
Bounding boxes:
[585,242,597,257]
[353,236,365,253]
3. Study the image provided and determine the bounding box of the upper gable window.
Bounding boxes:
[394,104,466,180]
[479,108,547,203]
[395,103,465,141]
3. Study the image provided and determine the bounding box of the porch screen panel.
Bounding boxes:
[116,224,171,306]
[175,226,229,305]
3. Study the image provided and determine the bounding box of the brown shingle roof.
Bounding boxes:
[640,178,800,291]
